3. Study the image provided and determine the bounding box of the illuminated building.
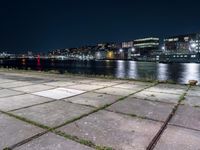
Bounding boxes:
[164,33,200,53]
[122,41,134,48]
[95,51,106,60]
[106,51,114,59]
[134,37,159,56]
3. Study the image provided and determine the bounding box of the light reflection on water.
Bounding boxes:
[116,60,126,78]
[181,63,200,84]
[128,61,138,79]
[157,63,168,81]
[1,59,200,84]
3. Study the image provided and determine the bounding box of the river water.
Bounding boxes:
[1,59,200,84]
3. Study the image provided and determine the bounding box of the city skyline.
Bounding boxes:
[0,0,200,53]
[1,32,199,54]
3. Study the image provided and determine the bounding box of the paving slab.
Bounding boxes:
[14,133,94,150]
[182,95,200,107]
[170,105,200,131]
[0,94,53,111]
[189,86,200,91]
[12,84,54,93]
[89,81,118,86]
[112,83,147,90]
[0,75,41,82]
[58,110,162,150]
[0,75,51,84]
[154,125,200,150]
[95,87,136,96]
[0,89,23,98]
[128,81,154,86]
[187,90,200,97]
[33,88,85,100]
[61,78,86,83]
[43,81,76,87]
[0,78,15,83]
[131,91,181,104]
[68,84,105,91]
[12,101,95,127]
[0,114,44,149]
[24,78,52,84]
[107,97,174,121]
[9,76,49,83]
[146,85,186,95]
[155,84,188,89]
[110,79,127,83]
[76,79,96,84]
[0,81,33,88]
[65,92,121,107]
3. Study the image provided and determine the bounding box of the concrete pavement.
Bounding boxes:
[0,69,200,150]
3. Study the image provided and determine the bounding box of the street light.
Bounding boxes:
[191,43,197,48]
[189,41,197,52]
[162,46,165,51]
[131,48,135,52]
[119,49,123,53]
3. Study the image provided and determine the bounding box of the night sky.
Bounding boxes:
[0,0,200,53]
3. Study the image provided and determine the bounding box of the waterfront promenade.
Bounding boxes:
[0,69,200,150]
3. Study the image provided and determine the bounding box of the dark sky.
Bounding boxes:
[0,0,200,53]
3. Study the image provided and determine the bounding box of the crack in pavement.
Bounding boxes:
[146,85,191,150]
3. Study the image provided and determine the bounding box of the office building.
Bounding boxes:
[133,37,159,56]
[164,33,200,53]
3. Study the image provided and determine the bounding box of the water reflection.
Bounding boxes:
[105,60,112,68]
[36,60,42,71]
[165,63,184,83]
[136,62,157,80]
[115,60,126,78]
[51,59,55,67]
[157,63,168,81]
[37,55,41,66]
[181,63,200,84]
[22,58,26,65]
[127,61,138,79]
[1,59,200,84]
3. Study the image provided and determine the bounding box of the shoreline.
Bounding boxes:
[0,67,189,86]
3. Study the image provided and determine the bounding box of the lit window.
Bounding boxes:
[191,55,196,58]
[174,38,179,41]
[184,37,189,41]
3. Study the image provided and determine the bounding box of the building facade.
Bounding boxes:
[95,50,106,60]
[122,41,134,48]
[164,33,200,53]
[133,37,159,56]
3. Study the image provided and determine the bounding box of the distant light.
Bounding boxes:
[119,49,123,52]
[191,43,197,48]
[131,48,135,52]
[162,46,165,51]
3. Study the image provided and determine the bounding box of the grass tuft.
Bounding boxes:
[3,148,12,150]
[54,130,114,150]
